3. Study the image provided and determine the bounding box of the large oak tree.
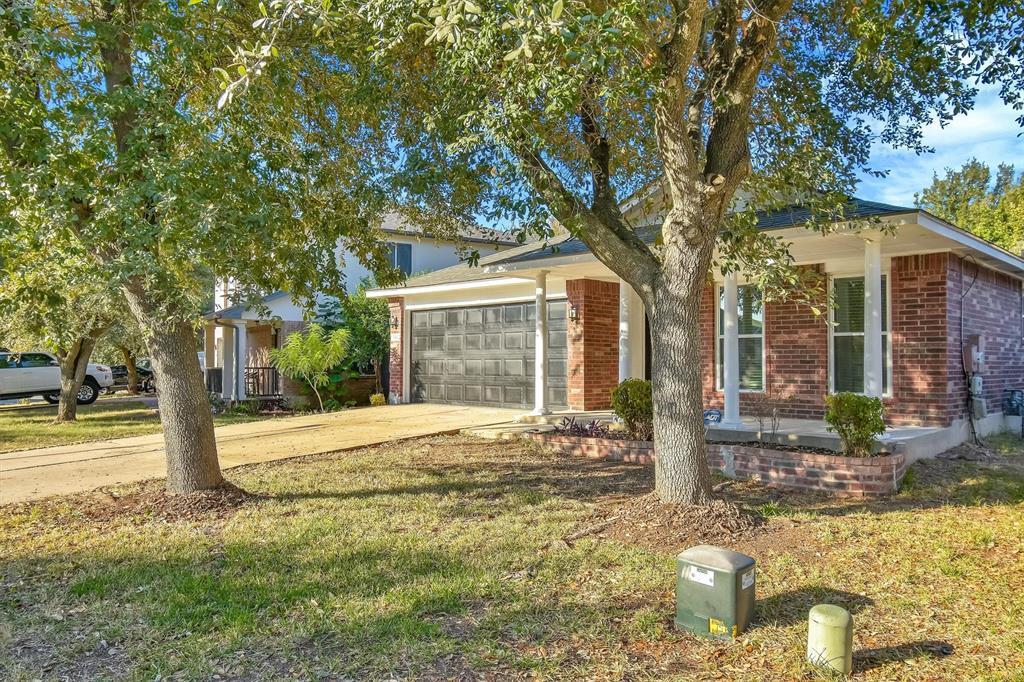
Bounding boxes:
[230,0,1022,503]
[0,0,434,492]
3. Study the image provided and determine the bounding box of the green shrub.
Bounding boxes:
[370,393,387,407]
[611,379,653,441]
[824,392,885,457]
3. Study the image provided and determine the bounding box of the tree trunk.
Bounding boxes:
[118,345,139,393]
[122,284,224,494]
[372,357,382,395]
[55,337,99,423]
[648,226,718,505]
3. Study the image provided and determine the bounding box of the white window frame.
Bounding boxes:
[714,282,766,393]
[827,272,893,397]
[388,241,413,276]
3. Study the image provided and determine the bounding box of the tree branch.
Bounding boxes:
[511,139,660,297]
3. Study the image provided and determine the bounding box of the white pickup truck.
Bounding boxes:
[0,352,115,405]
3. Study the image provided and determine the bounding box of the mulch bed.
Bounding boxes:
[566,493,768,554]
[79,481,257,524]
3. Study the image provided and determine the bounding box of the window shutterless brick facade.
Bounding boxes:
[566,278,620,411]
[698,255,1023,427]
[387,255,1021,424]
[700,266,830,420]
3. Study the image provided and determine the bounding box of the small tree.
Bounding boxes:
[269,324,350,412]
[94,317,148,393]
[340,281,390,395]
[0,246,117,421]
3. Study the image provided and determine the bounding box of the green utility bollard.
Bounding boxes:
[807,604,853,675]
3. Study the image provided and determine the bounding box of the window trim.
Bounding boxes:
[827,272,893,397]
[388,241,413,276]
[714,282,767,393]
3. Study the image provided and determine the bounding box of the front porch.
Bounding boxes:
[466,410,993,461]
[201,319,287,402]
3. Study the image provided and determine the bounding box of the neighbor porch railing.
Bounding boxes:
[245,366,281,398]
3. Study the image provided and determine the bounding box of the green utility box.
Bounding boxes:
[675,545,756,639]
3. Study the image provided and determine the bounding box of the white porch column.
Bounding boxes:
[233,321,248,401]
[533,270,549,415]
[863,239,884,397]
[618,278,632,382]
[721,271,742,428]
[220,325,236,402]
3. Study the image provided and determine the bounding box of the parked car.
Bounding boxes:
[0,352,114,404]
[107,361,156,394]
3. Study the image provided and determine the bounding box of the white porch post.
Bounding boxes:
[533,270,549,415]
[618,278,632,382]
[721,271,742,428]
[220,325,236,402]
[863,239,884,397]
[233,321,248,401]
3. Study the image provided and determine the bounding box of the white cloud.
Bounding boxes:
[857,88,1024,206]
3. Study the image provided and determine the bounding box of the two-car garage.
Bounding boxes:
[409,301,569,410]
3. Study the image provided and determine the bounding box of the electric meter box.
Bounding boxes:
[675,545,756,639]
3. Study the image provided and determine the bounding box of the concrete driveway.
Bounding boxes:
[0,404,521,504]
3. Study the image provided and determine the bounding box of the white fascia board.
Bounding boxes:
[916,212,1024,278]
[366,276,534,298]
[483,251,597,274]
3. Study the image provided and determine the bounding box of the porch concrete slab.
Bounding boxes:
[0,404,520,504]
[468,411,960,461]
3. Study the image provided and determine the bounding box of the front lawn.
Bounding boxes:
[0,400,268,454]
[1,433,1022,680]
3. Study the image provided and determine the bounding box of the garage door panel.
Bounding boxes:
[411,300,568,409]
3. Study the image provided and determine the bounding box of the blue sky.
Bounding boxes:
[856,88,1024,206]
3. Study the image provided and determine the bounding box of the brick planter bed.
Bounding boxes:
[528,432,907,498]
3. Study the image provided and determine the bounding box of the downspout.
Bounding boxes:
[212,318,240,402]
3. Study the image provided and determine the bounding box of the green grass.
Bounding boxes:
[1,434,1023,680]
[0,400,267,453]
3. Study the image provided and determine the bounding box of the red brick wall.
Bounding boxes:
[530,432,907,498]
[566,279,620,410]
[889,254,955,426]
[388,297,405,402]
[700,267,829,419]
[947,255,1024,420]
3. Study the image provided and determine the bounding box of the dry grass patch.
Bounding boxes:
[1,433,1022,680]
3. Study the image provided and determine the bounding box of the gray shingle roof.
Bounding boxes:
[392,197,914,290]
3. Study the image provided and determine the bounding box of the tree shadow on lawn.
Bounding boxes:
[755,586,873,627]
[1,530,664,680]
[1,538,504,678]
[267,442,1024,524]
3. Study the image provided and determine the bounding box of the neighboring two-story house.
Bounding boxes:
[203,213,516,403]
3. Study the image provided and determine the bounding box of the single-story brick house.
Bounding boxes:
[369,195,1024,453]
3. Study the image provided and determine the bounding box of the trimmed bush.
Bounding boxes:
[610,379,653,441]
[824,392,886,457]
[369,392,387,407]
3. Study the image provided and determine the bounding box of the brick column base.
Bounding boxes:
[388,297,405,404]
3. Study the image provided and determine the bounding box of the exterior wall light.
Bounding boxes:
[568,304,579,322]
[390,314,400,330]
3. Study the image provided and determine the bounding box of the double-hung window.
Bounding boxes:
[716,284,765,391]
[830,275,890,394]
[388,242,413,276]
